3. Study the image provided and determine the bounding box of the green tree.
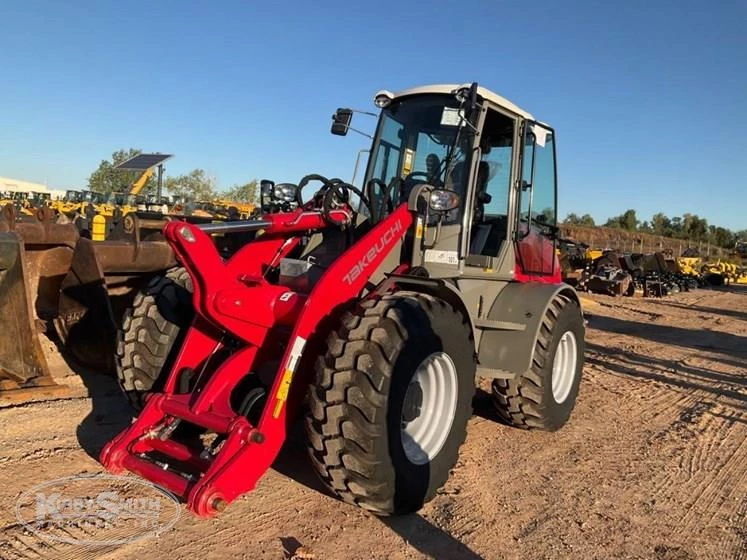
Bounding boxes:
[604,217,618,228]
[605,209,638,231]
[88,148,156,194]
[651,212,671,236]
[223,180,258,203]
[165,169,216,201]
[670,216,683,237]
[563,213,595,227]
[713,227,735,248]
[621,209,638,231]
[682,213,708,241]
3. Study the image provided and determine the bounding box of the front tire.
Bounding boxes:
[492,294,584,431]
[116,267,194,410]
[305,292,476,515]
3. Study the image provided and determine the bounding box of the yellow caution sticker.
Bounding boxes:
[415,217,424,239]
[403,149,415,176]
[272,336,307,419]
[272,369,294,418]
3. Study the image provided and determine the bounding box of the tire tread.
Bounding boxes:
[116,267,192,409]
[491,294,580,430]
[305,291,473,514]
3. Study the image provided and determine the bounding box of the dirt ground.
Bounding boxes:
[1,286,745,560]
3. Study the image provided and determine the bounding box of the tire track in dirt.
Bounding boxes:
[647,398,710,500]
[0,521,121,560]
[669,417,747,554]
[579,289,747,557]
[584,334,700,422]
[731,493,747,560]
[716,468,747,559]
[0,446,84,465]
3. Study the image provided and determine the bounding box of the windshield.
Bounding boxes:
[365,94,474,221]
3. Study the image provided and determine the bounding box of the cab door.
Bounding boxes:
[514,122,560,281]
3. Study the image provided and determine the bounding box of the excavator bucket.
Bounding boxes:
[53,237,118,373]
[0,232,48,384]
[0,200,221,406]
[0,203,100,405]
[0,233,80,405]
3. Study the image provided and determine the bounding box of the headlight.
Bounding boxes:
[272,183,298,203]
[429,190,460,212]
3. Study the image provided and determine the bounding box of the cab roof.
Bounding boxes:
[378,83,535,121]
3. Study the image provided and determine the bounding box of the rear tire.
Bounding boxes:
[492,294,584,431]
[116,267,193,410]
[305,292,475,515]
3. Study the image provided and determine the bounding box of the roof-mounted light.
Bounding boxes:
[374,90,394,108]
[453,85,471,103]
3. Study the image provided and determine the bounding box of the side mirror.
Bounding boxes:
[331,108,353,136]
[260,179,275,195]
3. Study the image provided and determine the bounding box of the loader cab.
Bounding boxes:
[64,190,82,203]
[359,84,559,281]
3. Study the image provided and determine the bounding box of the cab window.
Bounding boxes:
[468,108,515,258]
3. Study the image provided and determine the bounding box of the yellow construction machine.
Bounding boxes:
[676,256,702,278]
[211,198,257,219]
[699,259,747,285]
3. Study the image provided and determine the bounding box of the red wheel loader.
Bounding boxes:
[102,83,585,517]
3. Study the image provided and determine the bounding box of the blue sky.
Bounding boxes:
[1,0,745,230]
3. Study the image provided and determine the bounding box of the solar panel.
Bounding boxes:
[114,153,173,171]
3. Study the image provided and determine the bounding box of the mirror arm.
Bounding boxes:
[421,212,444,251]
[347,108,378,117]
[430,216,444,248]
[343,125,374,140]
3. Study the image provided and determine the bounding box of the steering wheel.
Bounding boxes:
[404,171,431,184]
[322,182,353,227]
[401,171,434,204]
[294,173,373,228]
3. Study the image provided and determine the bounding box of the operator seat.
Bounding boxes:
[472,161,491,223]
[442,162,467,223]
[469,161,493,255]
[280,214,373,294]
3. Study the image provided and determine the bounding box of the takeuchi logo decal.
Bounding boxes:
[15,473,181,546]
[343,219,403,285]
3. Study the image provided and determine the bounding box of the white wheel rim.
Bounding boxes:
[400,352,458,466]
[552,331,578,404]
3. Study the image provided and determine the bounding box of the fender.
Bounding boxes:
[477,281,580,377]
[378,274,477,353]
